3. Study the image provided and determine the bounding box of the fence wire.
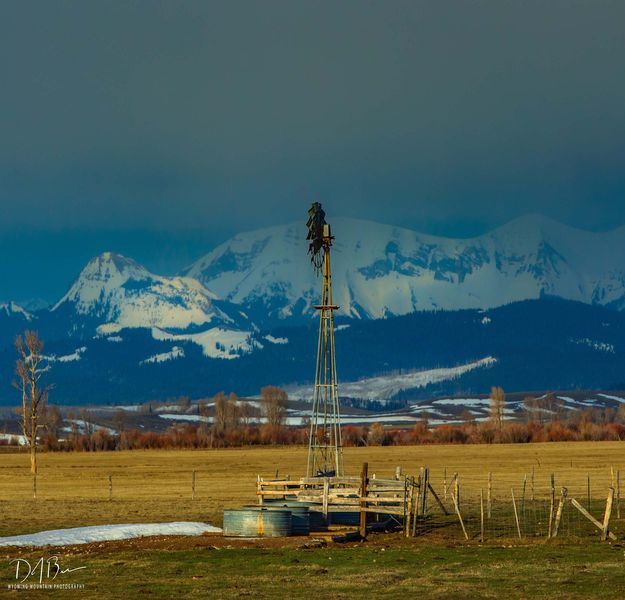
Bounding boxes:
[409,468,621,541]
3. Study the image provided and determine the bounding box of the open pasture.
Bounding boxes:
[0,442,622,537]
[2,442,625,599]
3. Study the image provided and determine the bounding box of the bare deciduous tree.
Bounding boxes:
[489,386,506,430]
[13,331,51,478]
[260,386,288,427]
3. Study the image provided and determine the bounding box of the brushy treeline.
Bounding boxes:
[10,413,625,452]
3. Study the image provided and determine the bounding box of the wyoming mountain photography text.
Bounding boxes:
[2,1,625,599]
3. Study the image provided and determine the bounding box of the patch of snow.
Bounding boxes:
[598,393,625,403]
[571,338,615,354]
[159,414,212,423]
[97,323,123,335]
[0,301,33,320]
[46,347,87,363]
[106,335,123,343]
[0,433,27,446]
[431,398,489,407]
[140,346,185,365]
[66,419,116,435]
[0,522,221,547]
[335,324,351,331]
[264,334,289,345]
[481,316,492,325]
[151,327,257,360]
[287,357,497,402]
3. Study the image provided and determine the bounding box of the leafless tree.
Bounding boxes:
[260,386,288,427]
[13,331,51,478]
[489,386,506,430]
[113,409,127,435]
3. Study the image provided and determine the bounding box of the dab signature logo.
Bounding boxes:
[7,556,86,590]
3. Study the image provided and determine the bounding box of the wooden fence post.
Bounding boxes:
[587,474,591,511]
[415,473,423,518]
[405,476,414,537]
[359,463,368,540]
[451,484,468,540]
[521,474,527,516]
[411,477,419,537]
[480,488,485,543]
[108,474,113,501]
[547,474,555,538]
[531,466,535,502]
[511,488,522,539]
[618,470,621,520]
[602,487,615,542]
[323,478,330,520]
[611,466,615,490]
[552,487,568,538]
[487,472,492,519]
[192,470,196,500]
[395,465,402,480]
[454,473,460,512]
[444,467,448,501]
[421,468,429,515]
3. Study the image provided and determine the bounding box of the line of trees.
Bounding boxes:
[8,414,625,453]
[6,332,625,456]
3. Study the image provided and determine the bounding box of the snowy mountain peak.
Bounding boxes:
[0,301,33,321]
[182,214,625,321]
[53,252,231,331]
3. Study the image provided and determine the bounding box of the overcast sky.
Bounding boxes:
[2,1,625,301]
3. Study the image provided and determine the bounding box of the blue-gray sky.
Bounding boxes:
[2,1,625,302]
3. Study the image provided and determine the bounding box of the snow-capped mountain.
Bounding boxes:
[52,252,243,333]
[0,301,33,321]
[182,214,625,322]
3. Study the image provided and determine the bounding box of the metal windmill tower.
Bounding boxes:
[305,202,344,477]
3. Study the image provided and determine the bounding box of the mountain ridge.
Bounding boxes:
[182,214,625,323]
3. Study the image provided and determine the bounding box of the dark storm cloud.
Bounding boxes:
[1,1,625,239]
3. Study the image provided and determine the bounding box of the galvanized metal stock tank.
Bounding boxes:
[223,507,292,538]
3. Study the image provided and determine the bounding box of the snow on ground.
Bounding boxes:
[63,420,117,435]
[264,334,288,344]
[151,327,257,359]
[140,346,185,365]
[571,338,615,354]
[284,415,418,426]
[335,324,350,331]
[287,357,497,402]
[598,393,625,403]
[0,522,221,547]
[159,414,212,423]
[430,398,489,407]
[0,433,27,446]
[106,335,123,342]
[46,346,87,363]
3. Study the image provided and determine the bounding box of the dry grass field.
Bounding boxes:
[2,442,625,599]
[0,441,622,536]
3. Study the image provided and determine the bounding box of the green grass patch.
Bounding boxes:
[4,542,625,599]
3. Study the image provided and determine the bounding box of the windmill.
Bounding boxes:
[306,202,344,477]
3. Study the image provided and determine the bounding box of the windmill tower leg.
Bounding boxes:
[306,210,344,478]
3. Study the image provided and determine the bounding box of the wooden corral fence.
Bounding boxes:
[258,464,622,542]
[257,463,441,538]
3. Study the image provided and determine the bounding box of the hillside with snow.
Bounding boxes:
[52,252,245,333]
[182,215,625,322]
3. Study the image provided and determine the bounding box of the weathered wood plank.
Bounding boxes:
[570,497,617,541]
